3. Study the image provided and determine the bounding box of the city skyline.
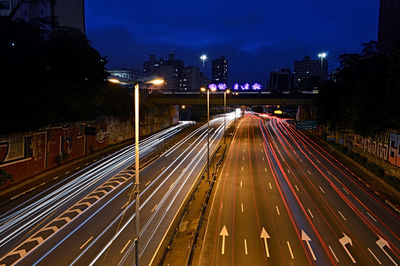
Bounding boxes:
[86,0,379,85]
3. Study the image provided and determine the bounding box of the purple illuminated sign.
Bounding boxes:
[217,83,227,90]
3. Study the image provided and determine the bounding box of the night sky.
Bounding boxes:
[86,0,380,85]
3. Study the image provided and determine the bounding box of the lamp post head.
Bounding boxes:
[200,87,206,92]
[226,89,231,94]
[318,52,327,59]
[200,54,207,61]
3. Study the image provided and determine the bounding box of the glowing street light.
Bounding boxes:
[318,52,327,80]
[200,54,207,68]
[107,76,164,266]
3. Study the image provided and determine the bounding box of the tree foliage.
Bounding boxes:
[315,41,400,136]
[0,18,131,134]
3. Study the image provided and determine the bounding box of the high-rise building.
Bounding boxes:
[269,68,292,92]
[179,66,210,91]
[212,56,228,84]
[0,0,85,34]
[378,0,400,51]
[293,56,328,89]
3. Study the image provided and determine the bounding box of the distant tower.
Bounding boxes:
[212,56,228,84]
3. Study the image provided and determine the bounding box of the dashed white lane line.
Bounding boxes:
[85,162,89,166]
[120,239,131,254]
[161,166,166,171]
[295,185,300,192]
[240,181,243,188]
[243,156,245,161]
[65,171,70,175]
[269,182,272,190]
[276,206,280,215]
[300,159,303,163]
[287,169,291,174]
[308,209,314,218]
[319,186,325,194]
[327,171,332,176]
[264,168,268,173]
[145,180,152,186]
[338,211,346,221]
[75,166,80,170]
[307,170,311,175]
[241,203,244,213]
[151,204,158,213]
[244,239,248,255]
[53,176,59,180]
[80,236,93,250]
[367,248,382,264]
[329,245,339,263]
[241,166,244,171]
[262,157,265,161]
[367,212,377,223]
[287,241,294,259]
[343,188,350,195]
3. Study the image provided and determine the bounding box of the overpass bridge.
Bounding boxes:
[147,92,315,106]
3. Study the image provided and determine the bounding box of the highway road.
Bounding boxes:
[0,114,235,266]
[199,113,400,265]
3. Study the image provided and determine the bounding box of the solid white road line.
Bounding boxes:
[287,241,294,259]
[120,239,131,254]
[328,245,339,263]
[367,248,382,265]
[338,211,346,221]
[80,236,93,250]
[244,239,248,255]
[276,206,280,215]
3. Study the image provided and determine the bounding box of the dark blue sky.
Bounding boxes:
[86,0,380,85]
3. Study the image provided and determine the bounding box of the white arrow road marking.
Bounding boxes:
[260,227,271,257]
[244,239,248,255]
[220,226,229,255]
[302,230,317,261]
[339,233,356,263]
[368,248,382,265]
[376,235,398,266]
[287,241,294,259]
[328,245,339,263]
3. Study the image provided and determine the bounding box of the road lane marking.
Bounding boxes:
[276,206,280,215]
[161,166,166,171]
[151,204,158,213]
[85,162,89,166]
[220,226,228,255]
[307,170,311,175]
[329,245,339,263]
[287,241,294,259]
[243,156,245,161]
[295,185,300,192]
[300,159,303,163]
[308,209,314,218]
[368,248,382,264]
[65,171,70,175]
[269,182,272,190]
[338,211,346,221]
[376,235,397,265]
[302,230,317,261]
[53,176,59,180]
[120,239,131,254]
[367,212,377,223]
[343,188,350,195]
[287,169,290,174]
[264,168,268,173]
[260,228,270,257]
[240,181,242,188]
[262,157,264,161]
[80,236,93,250]
[241,166,243,171]
[339,233,356,263]
[319,186,325,194]
[244,239,248,255]
[145,180,152,186]
[241,203,244,213]
[75,166,80,170]
[327,171,332,176]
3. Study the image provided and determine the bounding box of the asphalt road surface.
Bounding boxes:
[199,113,400,266]
[0,115,235,266]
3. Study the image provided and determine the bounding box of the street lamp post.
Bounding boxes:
[109,76,164,266]
[318,52,327,81]
[200,54,207,68]
[201,86,216,181]
[223,89,230,144]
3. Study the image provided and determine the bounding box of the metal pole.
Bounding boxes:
[207,89,210,181]
[134,83,140,266]
[223,91,226,144]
